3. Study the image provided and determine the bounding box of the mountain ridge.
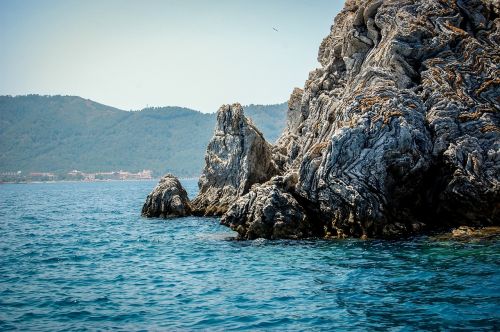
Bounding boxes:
[0,94,287,176]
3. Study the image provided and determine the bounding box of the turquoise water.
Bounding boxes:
[0,180,499,331]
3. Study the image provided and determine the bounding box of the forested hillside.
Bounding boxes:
[0,95,286,176]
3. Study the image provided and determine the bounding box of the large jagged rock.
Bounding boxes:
[142,174,192,218]
[221,0,500,239]
[191,103,279,215]
[142,0,499,239]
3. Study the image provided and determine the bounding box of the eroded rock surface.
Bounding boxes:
[142,174,192,218]
[191,103,279,215]
[221,184,308,240]
[221,173,312,240]
[222,0,500,239]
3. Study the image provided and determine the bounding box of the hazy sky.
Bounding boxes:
[0,0,344,112]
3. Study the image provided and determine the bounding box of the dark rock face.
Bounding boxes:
[219,0,500,239]
[221,173,311,240]
[191,103,279,215]
[142,174,192,218]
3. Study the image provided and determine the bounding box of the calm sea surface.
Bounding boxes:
[0,179,499,331]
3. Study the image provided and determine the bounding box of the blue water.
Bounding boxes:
[0,180,499,331]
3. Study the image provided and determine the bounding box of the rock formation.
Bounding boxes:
[142,174,192,218]
[219,0,500,239]
[191,103,279,215]
[144,0,499,239]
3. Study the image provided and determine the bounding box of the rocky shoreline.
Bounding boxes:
[431,226,500,242]
[143,0,499,239]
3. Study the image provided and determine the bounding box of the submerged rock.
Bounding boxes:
[191,103,279,215]
[142,174,191,218]
[432,226,500,241]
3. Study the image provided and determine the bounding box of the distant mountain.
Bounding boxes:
[0,95,286,177]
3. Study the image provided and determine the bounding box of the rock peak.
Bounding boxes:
[191,103,279,215]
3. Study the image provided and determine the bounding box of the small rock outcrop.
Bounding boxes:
[142,174,192,218]
[191,103,279,215]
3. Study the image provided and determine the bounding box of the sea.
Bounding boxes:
[0,179,499,331]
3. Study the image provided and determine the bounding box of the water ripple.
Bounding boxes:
[0,180,498,331]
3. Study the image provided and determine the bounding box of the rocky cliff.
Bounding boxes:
[220,0,499,239]
[145,0,499,239]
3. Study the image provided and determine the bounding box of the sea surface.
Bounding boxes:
[0,179,499,331]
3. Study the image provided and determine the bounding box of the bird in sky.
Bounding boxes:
[273,27,279,32]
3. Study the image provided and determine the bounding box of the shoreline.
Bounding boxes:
[0,177,199,185]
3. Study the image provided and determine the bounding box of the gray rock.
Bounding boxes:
[142,174,191,218]
[143,0,499,239]
[220,0,500,239]
[221,174,310,240]
[191,103,279,215]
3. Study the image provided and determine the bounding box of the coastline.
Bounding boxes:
[0,176,199,185]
